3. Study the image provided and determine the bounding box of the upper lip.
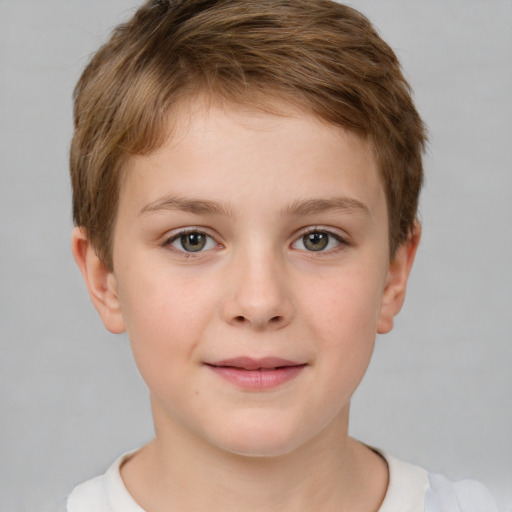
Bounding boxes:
[206,357,305,370]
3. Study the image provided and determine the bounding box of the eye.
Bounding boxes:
[167,230,218,253]
[292,230,344,252]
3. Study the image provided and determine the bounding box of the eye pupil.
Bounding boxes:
[181,233,207,252]
[303,232,329,251]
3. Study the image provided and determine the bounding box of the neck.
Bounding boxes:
[121,403,388,512]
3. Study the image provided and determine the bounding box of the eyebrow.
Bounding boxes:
[281,197,370,217]
[139,196,233,217]
[138,195,369,218]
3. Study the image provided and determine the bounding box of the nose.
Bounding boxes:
[220,246,294,331]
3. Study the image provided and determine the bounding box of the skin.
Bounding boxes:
[72,99,420,512]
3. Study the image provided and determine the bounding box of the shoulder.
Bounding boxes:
[66,451,144,512]
[378,453,430,512]
[66,474,110,512]
[377,451,499,512]
[426,472,500,512]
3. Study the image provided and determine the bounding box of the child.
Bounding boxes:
[67,0,499,510]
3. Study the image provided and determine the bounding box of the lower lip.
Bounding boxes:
[207,365,306,390]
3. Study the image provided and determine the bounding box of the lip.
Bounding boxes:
[205,357,307,390]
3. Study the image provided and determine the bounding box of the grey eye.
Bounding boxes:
[292,230,344,252]
[302,232,329,251]
[169,231,217,253]
[180,233,207,252]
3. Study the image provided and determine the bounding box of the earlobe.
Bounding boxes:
[377,222,421,334]
[71,227,126,334]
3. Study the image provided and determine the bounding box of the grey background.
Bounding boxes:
[1,0,510,511]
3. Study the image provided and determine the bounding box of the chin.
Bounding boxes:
[219,439,301,459]
[207,419,309,459]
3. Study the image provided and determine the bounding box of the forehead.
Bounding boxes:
[120,98,386,222]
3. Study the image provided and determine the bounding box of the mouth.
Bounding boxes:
[205,357,307,390]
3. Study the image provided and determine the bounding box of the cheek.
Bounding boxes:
[299,269,385,381]
[117,268,217,378]
[303,269,384,338]
[120,262,214,329]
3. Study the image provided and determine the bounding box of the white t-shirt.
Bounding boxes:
[66,451,499,512]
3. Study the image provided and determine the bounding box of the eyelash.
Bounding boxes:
[163,227,349,256]
[163,228,220,256]
[292,227,348,254]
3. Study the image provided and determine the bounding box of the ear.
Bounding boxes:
[377,222,421,334]
[71,227,126,334]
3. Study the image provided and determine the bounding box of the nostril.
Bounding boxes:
[232,315,282,325]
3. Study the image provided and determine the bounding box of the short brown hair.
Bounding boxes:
[71,0,426,269]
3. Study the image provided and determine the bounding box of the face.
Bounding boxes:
[77,100,416,458]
